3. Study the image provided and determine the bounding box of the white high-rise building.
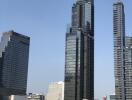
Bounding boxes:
[46,81,64,100]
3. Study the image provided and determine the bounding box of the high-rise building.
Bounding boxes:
[0,31,30,97]
[113,1,125,100]
[125,36,132,100]
[46,81,64,100]
[113,2,125,100]
[64,0,94,100]
[113,1,132,100]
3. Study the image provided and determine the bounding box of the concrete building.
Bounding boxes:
[46,81,64,100]
[125,36,132,100]
[0,31,30,99]
[64,0,94,100]
[9,95,27,100]
[110,95,116,100]
[102,96,107,100]
[113,1,132,100]
[113,1,125,100]
[27,93,45,100]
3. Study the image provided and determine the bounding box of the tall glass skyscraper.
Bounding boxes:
[113,1,132,100]
[64,0,94,100]
[0,31,30,97]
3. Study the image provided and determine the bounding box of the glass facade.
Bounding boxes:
[125,37,132,100]
[0,31,30,96]
[65,31,83,100]
[64,0,94,100]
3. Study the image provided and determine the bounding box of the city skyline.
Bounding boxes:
[0,0,132,99]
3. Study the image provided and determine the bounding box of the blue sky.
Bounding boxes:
[0,0,132,99]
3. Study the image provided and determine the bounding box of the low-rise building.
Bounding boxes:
[46,81,64,100]
[10,95,27,100]
[110,95,116,100]
[27,93,45,100]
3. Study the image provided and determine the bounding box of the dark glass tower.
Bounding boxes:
[0,31,30,97]
[64,0,94,100]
